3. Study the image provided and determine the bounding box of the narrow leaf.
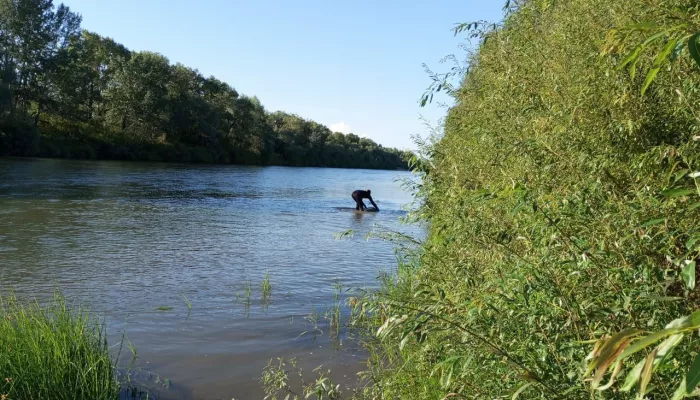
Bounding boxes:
[637,348,658,398]
[621,359,645,392]
[618,328,678,361]
[681,261,696,290]
[615,334,682,393]
[641,66,660,95]
[674,168,690,183]
[673,377,689,400]
[620,311,700,361]
[677,310,700,330]
[586,329,642,376]
[671,38,687,61]
[655,333,684,363]
[618,46,643,69]
[597,360,623,391]
[630,56,640,81]
[656,37,681,66]
[642,218,665,228]
[399,328,412,350]
[512,382,533,399]
[585,337,605,362]
[592,338,632,389]
[688,32,700,69]
[661,188,695,197]
[641,37,679,95]
[643,295,684,302]
[687,354,700,394]
[643,31,669,46]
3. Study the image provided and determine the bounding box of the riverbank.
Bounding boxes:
[320,1,700,399]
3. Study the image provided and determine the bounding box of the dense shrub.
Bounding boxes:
[343,1,700,399]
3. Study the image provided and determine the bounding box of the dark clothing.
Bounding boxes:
[352,190,378,211]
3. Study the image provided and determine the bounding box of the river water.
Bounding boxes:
[0,157,421,399]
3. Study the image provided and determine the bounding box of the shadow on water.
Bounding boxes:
[333,206,406,216]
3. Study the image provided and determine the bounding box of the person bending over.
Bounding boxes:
[352,189,379,211]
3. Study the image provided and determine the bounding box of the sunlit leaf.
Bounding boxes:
[597,360,623,391]
[641,65,659,95]
[619,311,700,364]
[637,348,658,399]
[618,46,643,69]
[592,337,632,389]
[641,218,665,228]
[673,377,689,400]
[681,261,696,290]
[661,188,695,197]
[642,37,679,95]
[643,31,669,46]
[586,329,641,378]
[655,333,685,365]
[630,56,640,80]
[618,328,676,361]
[621,359,645,392]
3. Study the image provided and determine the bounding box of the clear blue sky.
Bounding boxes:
[60,0,503,150]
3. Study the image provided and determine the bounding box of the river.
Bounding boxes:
[0,157,422,399]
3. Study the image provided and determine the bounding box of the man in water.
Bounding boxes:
[352,189,379,211]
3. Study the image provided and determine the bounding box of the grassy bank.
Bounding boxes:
[263,1,700,399]
[0,295,131,400]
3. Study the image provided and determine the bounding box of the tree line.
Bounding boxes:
[0,0,409,170]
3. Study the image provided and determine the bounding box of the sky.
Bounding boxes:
[60,0,504,150]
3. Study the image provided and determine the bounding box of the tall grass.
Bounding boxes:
[327,281,343,340]
[0,295,126,400]
[236,281,252,317]
[261,272,272,303]
[300,305,323,339]
[181,293,192,319]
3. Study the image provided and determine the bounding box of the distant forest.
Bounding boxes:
[0,0,410,169]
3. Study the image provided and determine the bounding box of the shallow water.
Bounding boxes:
[0,158,422,399]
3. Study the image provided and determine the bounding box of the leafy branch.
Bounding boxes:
[583,310,700,399]
[603,9,700,94]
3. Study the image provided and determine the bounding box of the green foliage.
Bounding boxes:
[602,4,700,94]
[584,311,700,397]
[328,0,700,399]
[261,358,343,400]
[0,295,132,399]
[0,0,409,170]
